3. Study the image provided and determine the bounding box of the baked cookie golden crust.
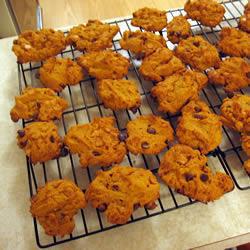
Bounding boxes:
[176,99,222,154]
[175,36,220,71]
[217,28,250,58]
[10,88,68,122]
[239,3,250,33]
[30,179,86,236]
[120,30,166,58]
[86,165,160,224]
[151,70,208,114]
[184,0,225,27]
[66,20,119,52]
[241,133,250,157]
[167,16,191,44]
[39,57,84,92]
[139,47,186,82]
[131,7,167,31]
[243,159,250,174]
[158,144,234,202]
[98,79,141,111]
[12,29,66,63]
[125,115,174,155]
[64,117,127,167]
[17,122,63,164]
[77,50,129,80]
[220,94,250,133]
[208,57,250,93]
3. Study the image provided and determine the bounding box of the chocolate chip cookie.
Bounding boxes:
[176,99,222,154]
[77,50,130,80]
[86,165,160,224]
[39,57,84,92]
[243,159,250,174]
[208,57,250,93]
[175,36,220,71]
[239,3,250,33]
[64,117,127,167]
[10,87,68,122]
[241,133,250,157]
[158,144,234,202]
[139,47,186,82]
[120,30,166,58]
[98,79,141,111]
[167,16,191,44]
[125,115,174,155]
[17,122,63,164]
[30,179,86,236]
[66,20,119,52]
[12,29,66,63]
[151,70,208,114]
[184,0,225,27]
[131,7,167,31]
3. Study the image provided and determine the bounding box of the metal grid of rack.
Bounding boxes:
[16,0,249,248]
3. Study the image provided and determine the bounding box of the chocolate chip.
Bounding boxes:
[184,173,194,181]
[193,114,205,120]
[246,72,250,78]
[147,127,156,134]
[141,141,150,149]
[168,31,174,36]
[17,130,25,137]
[118,131,127,141]
[193,41,200,47]
[175,31,181,37]
[50,135,55,143]
[97,203,107,212]
[194,107,202,112]
[112,185,119,191]
[19,140,27,148]
[36,102,41,108]
[182,34,189,39]
[200,174,209,182]
[227,92,234,98]
[130,107,138,114]
[60,147,69,157]
[145,202,157,210]
[219,51,227,58]
[133,203,140,210]
[93,151,101,156]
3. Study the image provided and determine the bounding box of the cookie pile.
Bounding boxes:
[10,0,250,236]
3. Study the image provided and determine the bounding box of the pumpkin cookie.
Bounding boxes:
[77,50,129,80]
[64,117,127,167]
[218,28,250,58]
[120,30,166,58]
[12,29,66,63]
[208,57,250,93]
[176,99,222,154]
[184,0,225,27]
[167,16,191,44]
[17,122,63,164]
[175,36,220,71]
[30,179,86,236]
[86,165,160,224]
[220,94,250,133]
[239,3,250,33]
[39,57,84,92]
[158,144,234,202]
[125,115,174,155]
[10,87,68,122]
[139,47,186,82]
[66,20,119,52]
[98,79,141,111]
[131,7,167,31]
[151,70,208,114]
[243,159,250,174]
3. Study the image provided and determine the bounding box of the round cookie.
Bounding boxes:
[64,117,127,167]
[241,133,250,157]
[12,29,66,63]
[217,28,250,58]
[220,94,250,133]
[139,47,186,82]
[120,30,166,58]
[176,99,222,154]
[158,144,234,203]
[85,165,160,224]
[125,115,174,155]
[243,159,250,174]
[98,79,141,111]
[77,50,130,80]
[30,179,86,236]
[208,57,250,93]
[184,0,225,27]
[239,3,250,33]
[10,87,68,122]
[39,57,84,92]
[17,122,63,164]
[131,7,167,31]
[167,16,191,44]
[66,20,119,52]
[175,36,220,71]
[151,70,208,114]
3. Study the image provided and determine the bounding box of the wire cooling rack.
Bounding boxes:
[17,0,249,248]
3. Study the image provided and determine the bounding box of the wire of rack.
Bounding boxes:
[16,0,249,248]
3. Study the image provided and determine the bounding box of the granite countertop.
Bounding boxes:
[0,36,249,250]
